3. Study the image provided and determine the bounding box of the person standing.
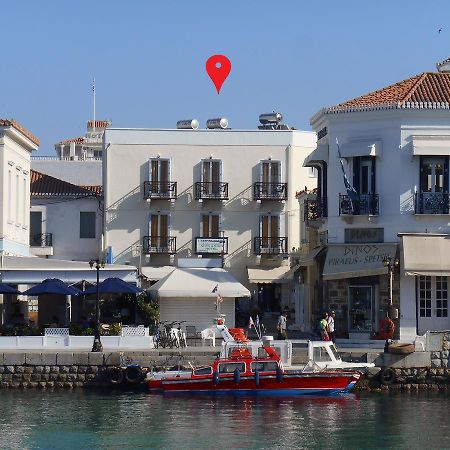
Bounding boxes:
[277,311,288,340]
[319,312,329,341]
[327,310,336,344]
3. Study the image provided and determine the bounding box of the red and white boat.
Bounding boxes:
[147,345,361,395]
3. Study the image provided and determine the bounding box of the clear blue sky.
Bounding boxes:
[2,0,450,155]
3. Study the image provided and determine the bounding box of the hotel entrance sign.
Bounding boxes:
[195,237,228,254]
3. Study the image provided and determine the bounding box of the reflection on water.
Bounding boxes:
[0,389,448,449]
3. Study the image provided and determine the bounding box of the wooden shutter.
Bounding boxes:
[271,215,279,238]
[271,161,280,183]
[211,215,220,237]
[202,161,210,183]
[261,162,270,183]
[202,215,209,237]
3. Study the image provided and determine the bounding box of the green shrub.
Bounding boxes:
[133,294,159,329]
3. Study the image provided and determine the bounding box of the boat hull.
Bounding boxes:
[147,372,360,396]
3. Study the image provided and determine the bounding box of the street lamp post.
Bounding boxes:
[89,259,105,352]
[383,256,399,319]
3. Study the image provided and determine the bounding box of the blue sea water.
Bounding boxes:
[0,389,448,449]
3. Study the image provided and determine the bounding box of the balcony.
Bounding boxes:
[415,192,450,214]
[194,182,229,200]
[143,236,177,254]
[30,233,53,257]
[254,237,288,255]
[253,182,287,201]
[143,181,177,200]
[195,237,228,254]
[304,197,328,221]
[339,194,379,216]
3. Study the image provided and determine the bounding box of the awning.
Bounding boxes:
[147,267,250,298]
[323,243,397,280]
[292,246,324,266]
[140,266,175,281]
[303,144,328,167]
[339,141,382,158]
[247,266,292,284]
[402,234,450,276]
[0,256,138,284]
[411,136,450,156]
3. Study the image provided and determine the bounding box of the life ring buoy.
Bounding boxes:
[108,367,124,385]
[379,367,396,386]
[124,365,143,384]
[378,317,395,340]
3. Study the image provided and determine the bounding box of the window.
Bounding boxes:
[218,363,245,374]
[80,212,96,238]
[418,276,432,318]
[250,362,278,372]
[149,158,170,193]
[23,178,27,226]
[150,213,169,247]
[201,214,220,238]
[193,366,212,376]
[436,277,448,318]
[418,156,449,214]
[260,214,280,250]
[261,160,281,183]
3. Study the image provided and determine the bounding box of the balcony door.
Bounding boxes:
[30,211,42,246]
[260,215,279,251]
[202,214,220,238]
[150,158,170,194]
[261,160,281,184]
[150,214,169,248]
[202,160,221,196]
[353,156,376,214]
[419,156,449,214]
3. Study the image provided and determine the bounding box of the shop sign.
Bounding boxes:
[195,238,228,254]
[345,228,384,244]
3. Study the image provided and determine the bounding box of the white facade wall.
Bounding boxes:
[30,197,102,261]
[103,128,316,290]
[0,127,38,256]
[310,108,450,340]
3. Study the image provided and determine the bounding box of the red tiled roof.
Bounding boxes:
[30,170,102,197]
[0,119,40,146]
[56,136,85,146]
[87,120,111,129]
[323,72,450,114]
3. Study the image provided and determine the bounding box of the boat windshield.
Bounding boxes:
[313,346,332,362]
[329,344,341,361]
[193,366,213,376]
[251,361,278,372]
[218,362,246,373]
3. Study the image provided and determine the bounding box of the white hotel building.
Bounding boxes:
[102,119,316,325]
[305,59,450,340]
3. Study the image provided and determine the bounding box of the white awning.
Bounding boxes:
[411,136,450,156]
[323,243,397,280]
[402,234,450,276]
[0,256,138,284]
[140,266,175,281]
[247,266,292,284]
[303,144,328,167]
[339,141,382,158]
[147,267,250,298]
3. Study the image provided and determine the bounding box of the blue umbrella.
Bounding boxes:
[22,278,82,296]
[83,277,143,295]
[0,283,21,295]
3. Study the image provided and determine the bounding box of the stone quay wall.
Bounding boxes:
[0,350,217,389]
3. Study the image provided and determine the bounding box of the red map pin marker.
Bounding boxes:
[206,55,231,94]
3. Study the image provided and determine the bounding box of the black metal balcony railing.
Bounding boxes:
[142,236,177,254]
[339,193,379,216]
[30,233,53,247]
[253,182,288,201]
[254,237,288,255]
[143,181,177,200]
[195,182,229,200]
[304,197,328,221]
[194,237,228,254]
[415,192,450,214]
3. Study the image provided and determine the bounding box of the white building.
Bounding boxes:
[306,60,450,340]
[29,170,102,261]
[0,119,39,256]
[103,118,316,323]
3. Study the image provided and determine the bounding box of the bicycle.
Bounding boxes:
[171,321,187,348]
[154,321,175,348]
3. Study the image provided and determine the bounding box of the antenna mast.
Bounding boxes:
[92,77,96,133]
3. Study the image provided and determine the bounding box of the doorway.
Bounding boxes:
[348,285,373,339]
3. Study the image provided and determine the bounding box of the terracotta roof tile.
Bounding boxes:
[30,170,102,197]
[0,119,40,146]
[56,136,85,146]
[324,72,450,114]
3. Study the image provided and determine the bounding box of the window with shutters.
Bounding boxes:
[415,156,449,214]
[195,160,228,200]
[143,158,177,199]
[201,214,220,238]
[253,160,286,200]
[254,214,287,254]
[143,213,176,253]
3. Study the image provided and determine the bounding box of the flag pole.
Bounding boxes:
[92,77,96,133]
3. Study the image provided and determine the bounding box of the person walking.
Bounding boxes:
[319,312,329,341]
[327,310,336,344]
[277,311,288,340]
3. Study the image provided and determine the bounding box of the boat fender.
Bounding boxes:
[213,370,220,385]
[276,367,283,383]
[254,369,260,386]
[108,367,124,385]
[124,365,143,384]
[379,367,396,386]
[233,368,241,384]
